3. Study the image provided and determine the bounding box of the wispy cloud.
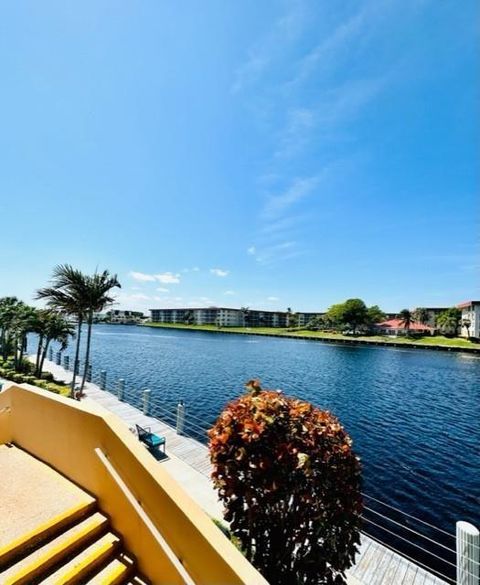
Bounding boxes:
[224,290,236,296]
[289,7,371,89]
[210,268,229,277]
[263,176,320,219]
[156,287,169,293]
[231,3,306,93]
[247,246,256,255]
[267,296,280,302]
[274,108,315,158]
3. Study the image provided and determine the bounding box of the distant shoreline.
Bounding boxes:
[140,323,480,355]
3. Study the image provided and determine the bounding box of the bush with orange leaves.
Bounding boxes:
[208,380,362,585]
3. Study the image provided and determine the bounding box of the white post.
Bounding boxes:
[176,401,185,435]
[457,521,479,585]
[117,379,125,401]
[143,389,151,415]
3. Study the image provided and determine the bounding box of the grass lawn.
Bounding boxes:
[142,323,480,350]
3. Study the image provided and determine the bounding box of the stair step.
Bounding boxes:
[1,512,108,585]
[0,501,97,570]
[84,554,135,584]
[40,532,121,584]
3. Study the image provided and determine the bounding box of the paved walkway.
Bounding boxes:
[32,358,448,585]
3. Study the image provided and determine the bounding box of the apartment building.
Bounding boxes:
[458,301,480,338]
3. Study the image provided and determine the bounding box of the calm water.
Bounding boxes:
[46,324,479,577]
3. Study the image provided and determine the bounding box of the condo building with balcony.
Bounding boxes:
[458,300,480,338]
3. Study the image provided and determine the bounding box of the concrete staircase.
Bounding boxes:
[0,445,149,585]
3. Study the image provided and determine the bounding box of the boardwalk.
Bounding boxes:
[35,359,449,585]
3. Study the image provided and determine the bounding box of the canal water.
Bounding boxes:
[46,324,479,578]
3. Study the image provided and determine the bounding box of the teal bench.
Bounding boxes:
[135,424,166,454]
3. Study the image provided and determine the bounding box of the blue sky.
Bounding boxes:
[0,0,478,313]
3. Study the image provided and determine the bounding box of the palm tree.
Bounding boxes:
[0,296,20,360]
[79,270,120,392]
[36,312,75,377]
[36,265,89,397]
[436,307,462,337]
[10,302,38,371]
[414,307,429,326]
[398,309,414,336]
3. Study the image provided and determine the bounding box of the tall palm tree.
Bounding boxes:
[398,309,414,336]
[36,265,89,397]
[80,270,120,391]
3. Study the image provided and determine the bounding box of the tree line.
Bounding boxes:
[301,298,467,337]
[0,264,120,397]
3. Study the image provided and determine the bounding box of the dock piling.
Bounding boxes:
[457,521,479,585]
[142,389,151,415]
[176,401,185,435]
[118,379,125,401]
[100,370,107,390]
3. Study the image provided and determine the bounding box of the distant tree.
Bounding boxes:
[342,299,368,334]
[436,308,462,337]
[366,305,386,327]
[325,303,346,329]
[240,306,250,327]
[398,309,414,335]
[306,314,323,330]
[183,310,194,325]
[462,319,471,339]
[414,307,429,325]
[287,312,299,328]
[208,381,362,585]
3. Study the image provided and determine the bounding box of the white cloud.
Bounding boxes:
[224,290,236,296]
[267,296,280,302]
[192,266,200,271]
[156,287,169,293]
[247,246,256,255]
[129,271,181,284]
[155,272,181,284]
[129,271,156,282]
[210,268,229,277]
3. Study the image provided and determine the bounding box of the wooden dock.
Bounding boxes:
[37,359,449,585]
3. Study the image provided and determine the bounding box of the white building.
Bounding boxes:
[106,310,145,324]
[458,301,480,339]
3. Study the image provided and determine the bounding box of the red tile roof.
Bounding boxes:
[457,301,480,308]
[376,319,433,331]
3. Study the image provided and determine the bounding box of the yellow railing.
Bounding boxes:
[0,383,267,585]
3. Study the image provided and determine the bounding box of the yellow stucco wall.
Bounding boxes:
[0,384,267,585]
